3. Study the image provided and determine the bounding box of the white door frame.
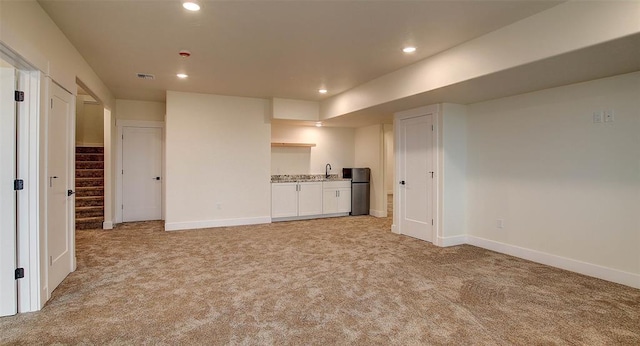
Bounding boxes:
[1,42,43,312]
[392,104,440,243]
[116,120,165,224]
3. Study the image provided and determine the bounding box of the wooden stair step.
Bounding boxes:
[76,178,104,187]
[75,147,104,154]
[76,161,104,169]
[76,169,104,178]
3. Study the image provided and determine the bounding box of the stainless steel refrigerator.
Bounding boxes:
[342,168,370,216]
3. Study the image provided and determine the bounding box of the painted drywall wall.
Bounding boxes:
[272,98,319,121]
[466,72,640,278]
[271,124,355,175]
[438,104,467,243]
[116,99,165,122]
[355,124,385,217]
[76,99,104,146]
[0,1,115,109]
[165,91,271,230]
[320,1,640,119]
[383,124,394,194]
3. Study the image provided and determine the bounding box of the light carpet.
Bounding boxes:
[1,216,638,345]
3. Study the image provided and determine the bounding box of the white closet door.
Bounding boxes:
[122,126,163,222]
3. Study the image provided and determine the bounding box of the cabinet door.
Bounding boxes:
[272,183,298,218]
[337,188,352,213]
[323,189,338,214]
[298,182,323,216]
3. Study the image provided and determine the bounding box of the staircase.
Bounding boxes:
[75,146,104,230]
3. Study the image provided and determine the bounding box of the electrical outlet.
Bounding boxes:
[592,111,603,123]
[497,219,504,229]
[604,110,614,123]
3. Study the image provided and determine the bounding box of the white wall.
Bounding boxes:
[165,91,271,231]
[0,1,115,109]
[438,104,467,243]
[271,124,355,175]
[383,124,394,194]
[116,99,165,122]
[272,98,319,121]
[355,124,385,217]
[75,100,104,146]
[466,72,640,282]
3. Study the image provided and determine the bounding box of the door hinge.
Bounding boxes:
[14,179,24,191]
[50,99,53,109]
[15,90,24,102]
[432,125,434,131]
[15,268,24,280]
[121,204,124,210]
[432,219,434,225]
[121,170,124,175]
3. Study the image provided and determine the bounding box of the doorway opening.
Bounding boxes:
[74,84,105,230]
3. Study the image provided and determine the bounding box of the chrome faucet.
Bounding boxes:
[325,163,332,178]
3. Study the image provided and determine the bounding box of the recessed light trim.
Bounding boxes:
[177,73,189,79]
[403,46,417,53]
[315,122,323,127]
[183,1,200,11]
[318,89,328,94]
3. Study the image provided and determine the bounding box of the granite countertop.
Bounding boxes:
[271,174,351,183]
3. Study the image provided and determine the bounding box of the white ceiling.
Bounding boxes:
[38,0,562,105]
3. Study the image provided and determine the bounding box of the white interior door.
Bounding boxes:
[47,81,74,294]
[398,115,434,242]
[122,126,162,222]
[0,61,17,316]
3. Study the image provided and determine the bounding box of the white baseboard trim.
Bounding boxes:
[102,221,113,230]
[165,216,271,231]
[391,224,399,234]
[466,235,640,289]
[369,209,387,218]
[437,235,467,247]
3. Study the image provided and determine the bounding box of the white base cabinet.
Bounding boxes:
[323,181,352,215]
[272,180,351,221]
[271,183,298,218]
[271,182,323,220]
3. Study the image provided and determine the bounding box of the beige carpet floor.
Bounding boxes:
[1,216,638,345]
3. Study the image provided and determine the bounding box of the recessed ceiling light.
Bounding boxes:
[403,47,417,53]
[183,1,200,11]
[177,73,188,79]
[318,89,328,94]
[315,122,323,127]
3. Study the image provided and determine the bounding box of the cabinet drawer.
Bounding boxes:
[323,180,351,189]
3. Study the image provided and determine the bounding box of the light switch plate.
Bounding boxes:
[593,111,603,123]
[604,110,614,123]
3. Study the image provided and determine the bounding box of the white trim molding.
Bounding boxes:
[165,216,271,231]
[369,209,386,218]
[436,235,467,247]
[466,236,640,289]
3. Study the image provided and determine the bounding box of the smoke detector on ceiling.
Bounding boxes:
[136,73,155,80]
